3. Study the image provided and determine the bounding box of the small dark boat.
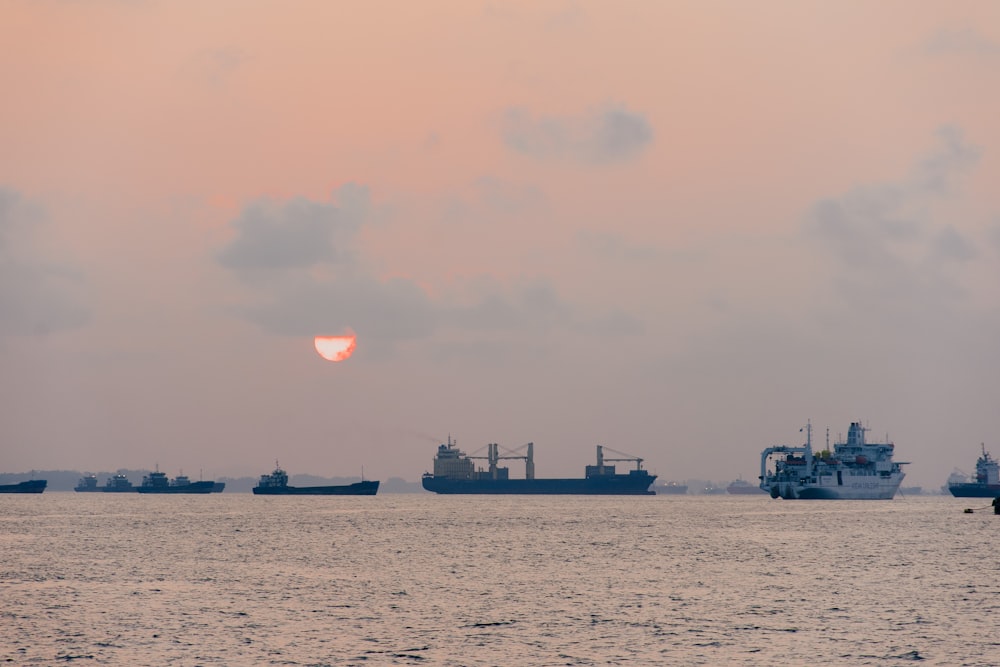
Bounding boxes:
[252,465,379,495]
[0,480,47,494]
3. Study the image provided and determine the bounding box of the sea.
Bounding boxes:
[2,493,998,666]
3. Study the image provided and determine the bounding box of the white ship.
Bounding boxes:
[759,421,907,500]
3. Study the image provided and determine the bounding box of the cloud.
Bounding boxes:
[576,229,660,262]
[217,183,369,271]
[912,126,981,193]
[216,186,639,356]
[474,177,546,216]
[501,105,653,164]
[805,127,982,316]
[923,27,1000,57]
[187,47,252,88]
[0,188,90,337]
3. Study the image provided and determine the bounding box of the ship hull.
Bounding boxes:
[949,483,1000,498]
[253,481,379,495]
[422,476,655,495]
[0,480,47,494]
[77,488,138,492]
[137,481,216,494]
[763,474,903,500]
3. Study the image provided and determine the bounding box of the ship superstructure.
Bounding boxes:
[760,421,906,500]
[75,472,137,492]
[75,474,100,492]
[421,437,657,495]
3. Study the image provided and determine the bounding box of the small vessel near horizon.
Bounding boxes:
[75,474,99,492]
[252,464,379,495]
[421,438,657,495]
[760,421,907,500]
[947,444,1000,498]
[654,481,688,495]
[75,473,138,492]
[0,479,47,494]
[137,468,218,494]
[727,477,766,495]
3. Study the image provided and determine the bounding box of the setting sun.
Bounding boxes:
[314,335,356,362]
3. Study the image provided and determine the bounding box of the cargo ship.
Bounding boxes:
[421,438,657,495]
[137,469,217,494]
[0,479,47,494]
[760,421,907,500]
[252,464,379,495]
[947,444,1000,498]
[75,473,137,492]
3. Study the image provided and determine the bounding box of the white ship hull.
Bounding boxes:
[762,471,904,500]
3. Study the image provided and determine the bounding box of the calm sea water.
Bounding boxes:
[1,493,998,666]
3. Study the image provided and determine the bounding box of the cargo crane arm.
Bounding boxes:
[597,445,646,471]
[468,442,538,479]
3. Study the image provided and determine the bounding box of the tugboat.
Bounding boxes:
[252,463,379,495]
[421,438,657,495]
[760,421,907,500]
[947,444,1000,498]
[137,468,216,494]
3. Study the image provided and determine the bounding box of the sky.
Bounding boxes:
[2,1,999,489]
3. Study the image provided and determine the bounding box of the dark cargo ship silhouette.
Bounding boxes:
[137,469,219,494]
[75,473,137,492]
[421,438,657,495]
[0,479,47,494]
[252,464,379,495]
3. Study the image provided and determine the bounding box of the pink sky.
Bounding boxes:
[2,1,999,488]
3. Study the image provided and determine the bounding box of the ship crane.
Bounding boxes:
[596,445,646,472]
[468,442,536,479]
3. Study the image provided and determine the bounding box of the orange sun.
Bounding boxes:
[314,334,357,362]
